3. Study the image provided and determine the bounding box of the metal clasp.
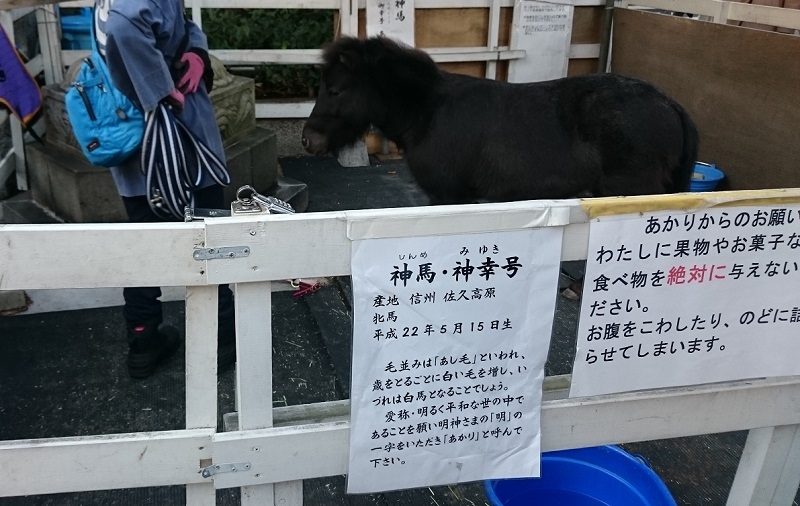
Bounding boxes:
[201,462,252,478]
[232,185,295,216]
[193,246,250,261]
[184,185,295,221]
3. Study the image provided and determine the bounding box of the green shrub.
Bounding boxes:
[202,9,334,98]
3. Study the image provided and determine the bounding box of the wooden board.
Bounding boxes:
[416,8,490,77]
[778,0,800,33]
[735,0,783,31]
[571,5,604,43]
[568,57,598,76]
[611,9,800,190]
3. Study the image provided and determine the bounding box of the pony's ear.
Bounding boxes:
[322,37,363,71]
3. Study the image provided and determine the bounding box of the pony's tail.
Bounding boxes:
[671,102,699,193]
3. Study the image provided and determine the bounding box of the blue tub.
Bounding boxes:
[689,162,725,192]
[485,446,676,506]
[60,7,92,50]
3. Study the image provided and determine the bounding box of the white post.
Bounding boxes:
[336,0,369,167]
[185,285,219,506]
[485,0,501,79]
[727,424,800,506]
[35,4,64,85]
[235,281,304,505]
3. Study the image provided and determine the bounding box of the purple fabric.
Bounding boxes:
[0,24,41,124]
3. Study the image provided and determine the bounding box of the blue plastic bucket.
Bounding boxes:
[484,446,676,506]
[60,7,92,50]
[689,162,725,192]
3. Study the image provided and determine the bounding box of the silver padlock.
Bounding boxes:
[231,185,295,215]
[185,185,295,221]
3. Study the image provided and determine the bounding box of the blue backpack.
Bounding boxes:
[65,10,144,167]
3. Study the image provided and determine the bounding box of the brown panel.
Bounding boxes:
[416,9,488,47]
[568,58,598,76]
[357,8,513,47]
[495,61,509,82]
[571,6,604,44]
[440,62,485,77]
[499,7,513,46]
[611,9,800,190]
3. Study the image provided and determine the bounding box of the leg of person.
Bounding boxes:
[193,184,237,371]
[121,195,183,378]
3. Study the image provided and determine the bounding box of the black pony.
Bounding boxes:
[302,36,698,206]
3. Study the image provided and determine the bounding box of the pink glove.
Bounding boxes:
[176,51,205,95]
[164,88,185,113]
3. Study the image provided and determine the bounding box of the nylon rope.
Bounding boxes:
[142,103,231,219]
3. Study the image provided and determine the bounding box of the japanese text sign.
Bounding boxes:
[367,0,415,46]
[571,204,800,397]
[347,227,563,493]
[508,0,573,83]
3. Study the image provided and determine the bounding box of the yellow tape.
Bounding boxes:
[581,188,800,218]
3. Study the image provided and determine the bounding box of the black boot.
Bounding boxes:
[218,317,236,372]
[126,320,182,379]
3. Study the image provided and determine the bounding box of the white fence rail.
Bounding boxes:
[2,188,800,504]
[620,0,800,30]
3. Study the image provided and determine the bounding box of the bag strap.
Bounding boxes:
[91,7,191,63]
[142,103,230,220]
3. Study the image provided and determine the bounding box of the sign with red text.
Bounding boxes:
[570,205,800,397]
[347,228,563,493]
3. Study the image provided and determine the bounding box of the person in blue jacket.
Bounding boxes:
[94,0,235,378]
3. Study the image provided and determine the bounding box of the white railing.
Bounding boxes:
[2,188,800,505]
[619,0,800,30]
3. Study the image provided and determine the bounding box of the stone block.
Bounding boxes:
[27,141,127,223]
[208,56,257,147]
[223,125,279,205]
[28,126,279,223]
[337,138,370,167]
[33,55,274,223]
[43,56,256,160]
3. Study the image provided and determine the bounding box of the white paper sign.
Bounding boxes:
[508,0,574,83]
[570,205,800,398]
[366,0,415,46]
[347,228,563,493]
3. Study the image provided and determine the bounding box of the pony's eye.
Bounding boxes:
[328,87,341,96]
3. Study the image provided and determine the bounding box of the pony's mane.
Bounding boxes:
[321,36,442,93]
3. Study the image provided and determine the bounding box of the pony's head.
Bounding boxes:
[302,36,441,156]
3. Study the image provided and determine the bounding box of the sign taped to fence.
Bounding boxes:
[570,204,800,398]
[508,0,574,83]
[347,227,563,493]
[366,0,415,46]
